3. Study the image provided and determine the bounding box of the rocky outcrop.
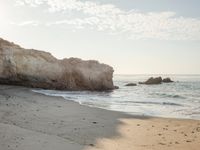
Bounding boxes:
[0,38,114,91]
[162,78,174,83]
[139,77,162,85]
[125,83,137,86]
[114,86,119,89]
[139,77,174,85]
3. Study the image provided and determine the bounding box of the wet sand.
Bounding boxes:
[0,84,200,150]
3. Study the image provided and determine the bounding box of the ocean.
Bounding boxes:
[33,75,200,120]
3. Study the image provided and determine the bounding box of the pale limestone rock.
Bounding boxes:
[0,38,114,91]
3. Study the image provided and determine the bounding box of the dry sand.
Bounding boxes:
[0,84,200,150]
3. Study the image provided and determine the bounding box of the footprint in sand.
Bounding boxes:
[159,142,166,145]
[196,127,200,132]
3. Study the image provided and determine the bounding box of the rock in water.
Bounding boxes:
[162,78,174,83]
[0,38,114,91]
[139,77,162,85]
[114,86,119,89]
[125,83,137,86]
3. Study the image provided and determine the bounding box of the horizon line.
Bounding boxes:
[114,74,200,76]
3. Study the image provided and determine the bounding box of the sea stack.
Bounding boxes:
[139,77,174,85]
[0,38,114,91]
[139,77,162,85]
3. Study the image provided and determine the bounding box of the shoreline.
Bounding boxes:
[0,84,200,150]
[32,88,200,121]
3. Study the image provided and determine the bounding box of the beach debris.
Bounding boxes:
[89,144,94,147]
[159,142,166,145]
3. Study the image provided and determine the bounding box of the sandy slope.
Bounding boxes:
[0,84,200,150]
[86,118,200,150]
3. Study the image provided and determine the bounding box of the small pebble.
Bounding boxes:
[89,144,94,147]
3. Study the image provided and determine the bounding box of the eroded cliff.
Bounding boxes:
[0,38,114,91]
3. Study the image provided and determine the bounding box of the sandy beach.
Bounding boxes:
[0,84,200,150]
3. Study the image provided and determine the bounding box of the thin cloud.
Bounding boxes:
[11,20,40,26]
[15,0,200,40]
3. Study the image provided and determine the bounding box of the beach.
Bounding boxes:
[0,84,200,150]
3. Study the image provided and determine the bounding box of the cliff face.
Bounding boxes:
[0,38,114,91]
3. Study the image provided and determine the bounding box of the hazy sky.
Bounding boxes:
[0,0,200,74]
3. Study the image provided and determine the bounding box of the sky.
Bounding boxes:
[0,0,200,74]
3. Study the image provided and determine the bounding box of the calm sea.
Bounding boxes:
[33,75,200,120]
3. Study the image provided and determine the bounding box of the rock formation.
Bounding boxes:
[114,86,119,89]
[125,83,137,86]
[0,38,114,91]
[139,77,162,85]
[139,77,174,85]
[162,78,174,83]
